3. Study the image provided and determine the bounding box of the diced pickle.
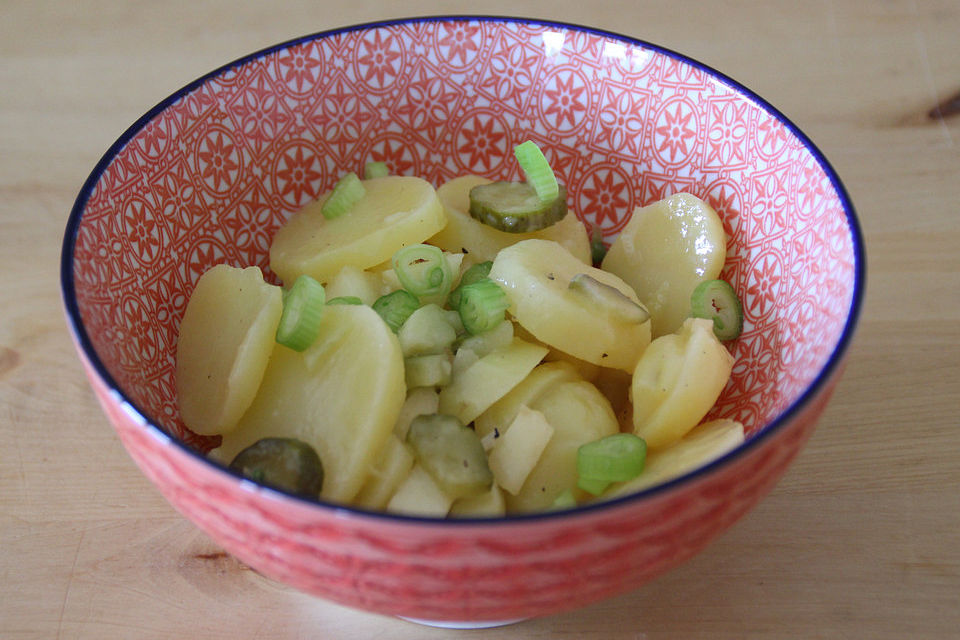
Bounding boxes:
[229,437,324,498]
[406,414,493,499]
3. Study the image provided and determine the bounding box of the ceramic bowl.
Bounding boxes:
[61,16,865,625]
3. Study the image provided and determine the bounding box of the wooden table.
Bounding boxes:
[3,1,958,638]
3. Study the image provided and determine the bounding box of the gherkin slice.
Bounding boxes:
[406,414,493,499]
[468,182,568,233]
[228,437,324,498]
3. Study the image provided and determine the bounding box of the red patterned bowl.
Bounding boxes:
[61,16,865,625]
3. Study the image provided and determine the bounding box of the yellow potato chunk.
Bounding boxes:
[437,337,548,426]
[449,483,506,518]
[270,176,446,285]
[488,406,555,495]
[213,304,405,502]
[602,419,745,498]
[602,193,726,338]
[632,318,734,449]
[386,464,453,517]
[430,175,591,264]
[475,361,581,439]
[505,379,619,513]
[175,264,282,436]
[353,434,415,510]
[489,239,651,372]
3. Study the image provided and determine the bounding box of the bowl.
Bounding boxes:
[60,16,865,625]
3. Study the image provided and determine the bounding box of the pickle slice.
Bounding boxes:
[406,414,493,499]
[468,182,568,233]
[228,437,324,498]
[568,273,651,324]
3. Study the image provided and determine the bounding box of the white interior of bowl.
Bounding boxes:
[64,17,861,460]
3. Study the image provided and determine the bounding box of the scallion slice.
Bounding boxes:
[447,260,493,310]
[457,279,509,335]
[326,296,363,306]
[392,244,454,302]
[514,140,559,203]
[372,289,420,333]
[363,161,389,179]
[577,433,647,483]
[690,279,743,341]
[276,274,326,351]
[321,172,365,219]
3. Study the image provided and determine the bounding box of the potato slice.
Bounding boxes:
[602,193,726,338]
[488,406,555,495]
[386,464,453,517]
[270,176,446,285]
[214,304,405,502]
[437,337,548,426]
[632,318,734,449]
[449,483,506,518]
[602,419,745,498]
[489,239,651,372]
[353,434,415,510]
[430,175,591,264]
[176,264,283,436]
[474,361,581,439]
[505,379,619,513]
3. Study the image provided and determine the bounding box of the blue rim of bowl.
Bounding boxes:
[60,15,866,525]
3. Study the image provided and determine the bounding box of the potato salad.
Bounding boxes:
[176,142,746,517]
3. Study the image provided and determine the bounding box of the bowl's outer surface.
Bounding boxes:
[63,17,862,621]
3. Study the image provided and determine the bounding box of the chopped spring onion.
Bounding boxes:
[690,279,743,341]
[577,433,647,483]
[363,161,389,179]
[321,172,365,219]
[514,140,559,203]
[275,274,326,351]
[457,279,509,335]
[590,224,608,266]
[447,260,493,310]
[372,289,420,333]
[392,244,454,302]
[550,488,577,510]
[326,296,363,306]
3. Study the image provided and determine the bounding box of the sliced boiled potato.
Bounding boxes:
[438,337,548,425]
[430,175,591,264]
[386,464,453,517]
[602,419,745,498]
[270,176,446,285]
[489,239,651,372]
[506,379,619,513]
[632,317,734,449]
[449,483,506,518]
[602,193,726,338]
[393,387,440,440]
[176,264,283,436]
[475,361,581,439]
[488,405,555,495]
[214,304,405,502]
[324,265,383,305]
[353,434,415,510]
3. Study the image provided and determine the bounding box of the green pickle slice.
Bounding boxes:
[229,437,325,498]
[406,414,493,499]
[468,182,568,233]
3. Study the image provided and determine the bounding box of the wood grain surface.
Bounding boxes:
[2,1,958,638]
